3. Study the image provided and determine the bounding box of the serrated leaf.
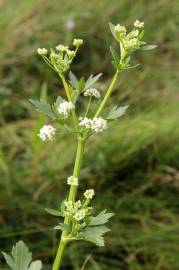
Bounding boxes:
[2,241,42,270]
[69,71,79,89]
[84,73,102,91]
[11,241,32,270]
[1,252,14,269]
[89,210,114,226]
[54,223,70,232]
[29,261,42,270]
[109,22,118,42]
[45,208,62,217]
[29,98,55,119]
[79,226,110,247]
[106,105,129,120]
[140,44,157,51]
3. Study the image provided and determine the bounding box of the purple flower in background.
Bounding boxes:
[66,19,75,30]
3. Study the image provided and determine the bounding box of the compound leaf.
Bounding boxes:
[89,210,114,226]
[69,71,79,89]
[2,241,42,270]
[107,105,129,120]
[84,73,102,90]
[79,226,110,247]
[29,98,55,119]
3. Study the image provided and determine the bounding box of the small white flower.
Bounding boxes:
[79,117,107,133]
[64,201,73,210]
[64,200,82,216]
[79,117,92,129]
[37,48,48,55]
[73,209,86,221]
[84,189,95,199]
[125,38,140,50]
[73,38,83,47]
[58,101,75,118]
[67,176,78,186]
[66,19,75,30]
[114,24,126,34]
[67,50,76,58]
[38,125,56,141]
[134,20,144,28]
[84,88,101,99]
[91,117,107,133]
[56,45,69,52]
[74,200,82,209]
[129,29,139,38]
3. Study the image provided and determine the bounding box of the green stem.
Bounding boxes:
[61,75,79,131]
[52,239,66,270]
[52,138,85,270]
[94,70,120,117]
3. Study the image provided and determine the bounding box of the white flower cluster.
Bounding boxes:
[64,200,87,221]
[64,200,82,216]
[113,20,145,54]
[84,189,95,199]
[67,176,78,186]
[79,117,92,129]
[56,45,69,52]
[38,125,56,141]
[114,24,126,34]
[37,48,48,55]
[73,209,86,221]
[134,20,144,28]
[84,88,101,99]
[57,101,75,118]
[79,117,107,133]
[73,38,83,47]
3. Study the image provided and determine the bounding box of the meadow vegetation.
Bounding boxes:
[0,0,179,269]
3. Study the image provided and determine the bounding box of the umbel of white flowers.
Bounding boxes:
[37,38,83,75]
[67,176,78,186]
[84,88,101,99]
[57,101,74,118]
[38,125,56,141]
[79,117,107,133]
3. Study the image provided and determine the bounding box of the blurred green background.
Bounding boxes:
[0,0,179,269]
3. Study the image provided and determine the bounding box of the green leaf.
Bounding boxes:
[89,210,114,226]
[79,226,110,247]
[29,98,55,119]
[78,77,86,92]
[109,22,118,42]
[45,208,62,217]
[106,105,129,120]
[84,73,102,90]
[1,252,14,269]
[52,96,65,121]
[110,46,120,64]
[69,71,78,89]
[29,261,42,270]
[2,241,42,270]
[54,223,70,232]
[140,44,157,51]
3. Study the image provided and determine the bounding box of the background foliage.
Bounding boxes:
[0,0,179,269]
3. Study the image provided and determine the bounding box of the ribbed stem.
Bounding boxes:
[52,139,85,270]
[94,70,119,117]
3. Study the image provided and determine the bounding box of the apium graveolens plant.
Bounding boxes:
[2,20,156,270]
